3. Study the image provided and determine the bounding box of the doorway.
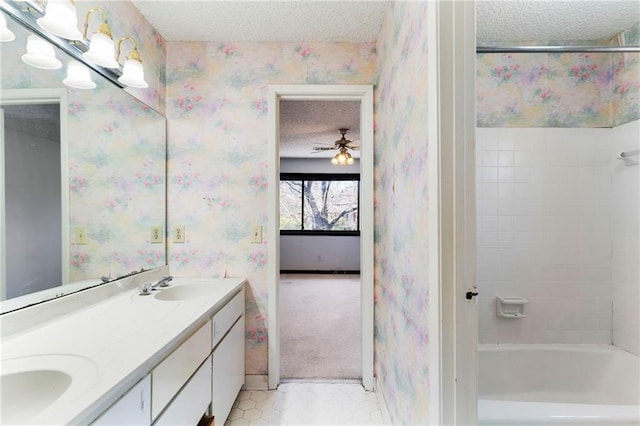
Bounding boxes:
[267,85,374,390]
[278,100,362,380]
[0,89,68,301]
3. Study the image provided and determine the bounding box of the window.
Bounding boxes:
[280,173,360,235]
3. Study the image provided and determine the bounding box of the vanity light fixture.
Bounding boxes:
[0,13,16,41]
[116,37,148,89]
[2,0,150,90]
[63,59,96,89]
[36,0,82,41]
[21,34,62,69]
[81,7,118,68]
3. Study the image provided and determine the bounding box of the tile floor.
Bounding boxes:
[224,382,388,425]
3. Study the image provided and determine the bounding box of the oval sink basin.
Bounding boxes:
[154,284,219,301]
[0,354,98,424]
[1,370,71,423]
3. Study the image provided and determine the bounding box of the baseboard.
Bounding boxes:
[244,374,269,390]
[279,270,361,275]
[374,377,393,424]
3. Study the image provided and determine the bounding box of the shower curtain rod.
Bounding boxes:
[477,45,640,53]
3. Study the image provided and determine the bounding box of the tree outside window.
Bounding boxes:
[280,174,359,233]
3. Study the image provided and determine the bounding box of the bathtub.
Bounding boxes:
[479,344,640,425]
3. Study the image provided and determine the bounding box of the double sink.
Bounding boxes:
[1,279,229,424]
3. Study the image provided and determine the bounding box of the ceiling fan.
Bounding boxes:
[312,129,360,165]
[312,128,359,155]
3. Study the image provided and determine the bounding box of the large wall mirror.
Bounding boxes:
[0,10,167,313]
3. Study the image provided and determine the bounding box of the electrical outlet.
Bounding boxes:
[173,225,185,243]
[150,226,163,244]
[251,225,262,243]
[76,226,87,245]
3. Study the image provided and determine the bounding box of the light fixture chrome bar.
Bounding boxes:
[0,0,125,87]
[477,45,640,53]
[618,149,640,159]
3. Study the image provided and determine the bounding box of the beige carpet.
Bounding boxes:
[279,274,361,380]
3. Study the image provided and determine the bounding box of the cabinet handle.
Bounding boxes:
[140,388,145,411]
[214,322,221,336]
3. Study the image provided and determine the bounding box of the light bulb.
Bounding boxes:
[0,13,16,42]
[83,32,118,68]
[118,58,148,88]
[21,35,62,69]
[37,0,82,40]
[63,60,96,89]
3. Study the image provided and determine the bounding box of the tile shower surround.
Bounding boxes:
[476,122,639,347]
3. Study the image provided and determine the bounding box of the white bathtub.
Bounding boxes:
[479,344,640,425]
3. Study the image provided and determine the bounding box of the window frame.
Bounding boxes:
[279,172,360,236]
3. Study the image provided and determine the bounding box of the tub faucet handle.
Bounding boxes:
[466,291,479,300]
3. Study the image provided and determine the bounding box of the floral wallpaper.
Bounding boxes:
[1,8,166,284]
[165,41,377,375]
[612,22,640,126]
[477,23,640,128]
[374,2,431,424]
[67,86,166,282]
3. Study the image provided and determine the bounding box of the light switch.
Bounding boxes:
[151,226,163,244]
[251,225,262,243]
[173,225,185,243]
[76,226,87,245]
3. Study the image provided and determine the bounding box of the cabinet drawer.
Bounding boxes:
[154,356,212,426]
[93,375,150,425]
[152,320,212,420]
[212,288,244,348]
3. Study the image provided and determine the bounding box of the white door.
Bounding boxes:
[1,106,5,299]
[434,1,479,424]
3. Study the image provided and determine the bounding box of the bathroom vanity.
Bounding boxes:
[0,268,245,425]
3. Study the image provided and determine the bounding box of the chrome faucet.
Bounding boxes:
[152,276,173,289]
[139,276,173,295]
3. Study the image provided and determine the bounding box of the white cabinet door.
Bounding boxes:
[152,319,212,420]
[154,356,212,426]
[92,375,151,425]
[212,317,244,424]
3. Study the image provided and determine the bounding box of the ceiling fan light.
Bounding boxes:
[331,157,339,165]
[0,14,16,42]
[347,156,355,165]
[37,0,83,41]
[338,152,348,165]
[21,35,62,69]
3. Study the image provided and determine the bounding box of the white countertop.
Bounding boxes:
[0,276,246,425]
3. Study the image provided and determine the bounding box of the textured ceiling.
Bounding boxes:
[132,1,390,42]
[2,104,60,143]
[132,1,639,157]
[279,100,360,159]
[132,1,640,43]
[476,0,640,43]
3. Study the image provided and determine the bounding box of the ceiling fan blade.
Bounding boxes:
[348,146,360,151]
[312,146,335,151]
